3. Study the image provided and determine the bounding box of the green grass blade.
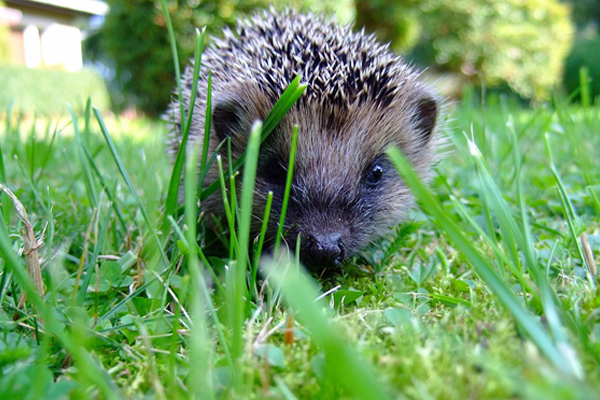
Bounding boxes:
[261,76,306,140]
[545,133,594,287]
[579,67,591,108]
[0,101,12,221]
[265,260,393,400]
[0,100,12,185]
[252,190,273,289]
[33,121,60,186]
[216,154,237,256]
[274,125,299,255]
[158,0,183,121]
[164,28,206,231]
[200,71,213,176]
[0,210,122,398]
[167,215,233,372]
[387,145,582,378]
[508,126,579,371]
[449,194,526,281]
[68,104,98,207]
[230,121,262,372]
[183,144,215,399]
[94,107,169,268]
[200,76,307,201]
[75,204,111,306]
[27,114,36,181]
[81,143,127,232]
[588,186,600,215]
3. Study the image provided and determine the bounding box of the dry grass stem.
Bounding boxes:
[581,232,597,277]
[0,183,44,306]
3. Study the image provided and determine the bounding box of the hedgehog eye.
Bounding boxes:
[212,101,245,142]
[260,155,288,187]
[366,162,384,186]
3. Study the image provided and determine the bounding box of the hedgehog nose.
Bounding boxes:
[302,233,345,267]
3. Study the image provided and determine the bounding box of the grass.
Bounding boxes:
[1,13,600,400]
[1,89,599,399]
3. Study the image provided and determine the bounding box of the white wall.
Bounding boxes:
[41,23,82,72]
[23,25,41,68]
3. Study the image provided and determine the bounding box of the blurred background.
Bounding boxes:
[0,0,598,117]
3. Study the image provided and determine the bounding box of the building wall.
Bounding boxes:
[1,2,94,72]
[9,28,24,64]
[41,23,82,71]
[5,3,79,28]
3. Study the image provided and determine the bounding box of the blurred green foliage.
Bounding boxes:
[567,0,600,28]
[87,0,221,117]
[562,0,600,103]
[355,0,422,53]
[563,34,600,102]
[356,0,574,100]
[88,0,587,110]
[0,65,110,115]
[87,0,352,116]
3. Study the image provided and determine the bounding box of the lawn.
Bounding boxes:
[0,87,599,399]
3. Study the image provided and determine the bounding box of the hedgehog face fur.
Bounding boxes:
[169,10,440,271]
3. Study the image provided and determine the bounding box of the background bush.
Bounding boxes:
[354,0,422,53]
[87,0,592,112]
[355,0,574,100]
[563,34,600,102]
[86,0,353,117]
[568,0,600,29]
[0,65,110,115]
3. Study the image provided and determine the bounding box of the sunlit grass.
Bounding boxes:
[2,87,600,399]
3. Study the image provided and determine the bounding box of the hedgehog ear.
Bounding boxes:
[412,97,438,144]
[212,101,245,142]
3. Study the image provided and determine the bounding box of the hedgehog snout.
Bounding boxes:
[286,187,360,268]
[300,232,346,268]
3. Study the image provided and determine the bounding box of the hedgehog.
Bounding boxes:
[168,9,440,271]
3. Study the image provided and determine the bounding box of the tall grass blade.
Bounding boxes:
[183,144,215,400]
[81,144,127,232]
[0,210,122,398]
[68,104,98,207]
[266,260,393,400]
[507,126,580,374]
[0,101,12,221]
[158,0,183,121]
[75,203,111,306]
[0,100,12,184]
[274,125,299,255]
[216,155,237,255]
[94,107,169,267]
[33,122,59,186]
[588,186,600,215]
[579,67,591,108]
[387,145,582,378]
[545,133,594,287]
[164,28,206,230]
[201,76,307,201]
[230,121,262,375]
[167,215,233,370]
[252,191,273,289]
[200,71,213,176]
